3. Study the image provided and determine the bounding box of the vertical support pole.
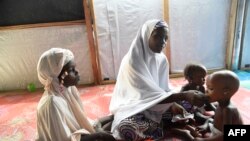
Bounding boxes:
[83,0,100,84]
[163,0,172,73]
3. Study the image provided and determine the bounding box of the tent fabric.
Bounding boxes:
[0,24,94,91]
[0,0,236,90]
[92,0,163,80]
[240,0,250,69]
[169,0,231,72]
[93,0,231,80]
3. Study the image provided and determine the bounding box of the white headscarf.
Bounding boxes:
[37,48,74,92]
[36,48,95,141]
[109,19,173,135]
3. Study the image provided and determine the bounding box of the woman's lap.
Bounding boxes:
[118,113,163,141]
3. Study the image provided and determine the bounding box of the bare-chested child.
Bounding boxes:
[163,64,215,141]
[194,70,244,141]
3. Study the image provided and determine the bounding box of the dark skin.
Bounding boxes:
[58,61,116,141]
[148,27,208,108]
[160,89,209,140]
[82,25,207,141]
[159,91,207,107]
[194,71,243,141]
[164,69,213,140]
[186,70,216,111]
[148,26,168,53]
[181,70,216,124]
[58,61,80,87]
[148,26,209,140]
[184,70,206,93]
[95,25,207,140]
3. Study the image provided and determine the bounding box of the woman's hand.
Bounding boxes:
[184,90,208,107]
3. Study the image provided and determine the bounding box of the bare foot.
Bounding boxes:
[170,128,194,141]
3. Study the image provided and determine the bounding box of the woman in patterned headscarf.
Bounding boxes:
[109,20,208,141]
[36,48,115,141]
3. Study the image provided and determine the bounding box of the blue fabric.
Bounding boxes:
[234,70,250,81]
[234,70,250,90]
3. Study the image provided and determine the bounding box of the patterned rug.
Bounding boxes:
[0,78,249,141]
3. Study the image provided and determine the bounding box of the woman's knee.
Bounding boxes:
[118,123,140,141]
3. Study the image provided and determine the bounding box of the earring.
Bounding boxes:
[60,71,68,85]
[64,71,68,76]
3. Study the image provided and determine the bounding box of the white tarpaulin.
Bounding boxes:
[169,0,231,72]
[93,0,163,80]
[93,0,231,79]
[0,0,233,91]
[240,0,250,69]
[0,24,94,91]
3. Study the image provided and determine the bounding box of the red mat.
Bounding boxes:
[0,78,249,141]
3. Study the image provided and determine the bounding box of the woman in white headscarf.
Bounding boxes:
[36,48,115,141]
[109,20,207,141]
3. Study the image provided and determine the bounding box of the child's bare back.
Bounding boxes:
[214,103,243,131]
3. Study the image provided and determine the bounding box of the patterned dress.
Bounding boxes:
[118,113,163,141]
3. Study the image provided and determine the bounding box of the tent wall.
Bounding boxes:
[169,0,231,73]
[91,0,164,81]
[0,0,240,91]
[92,0,233,81]
[240,0,250,69]
[232,0,246,70]
[0,24,94,91]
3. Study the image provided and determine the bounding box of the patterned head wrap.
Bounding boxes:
[155,20,168,29]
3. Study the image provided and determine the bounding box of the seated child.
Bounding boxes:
[179,63,216,124]
[36,48,115,141]
[194,70,244,141]
[162,64,215,140]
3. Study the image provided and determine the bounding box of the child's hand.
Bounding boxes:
[170,102,186,116]
[196,125,207,133]
[185,125,202,138]
[170,103,195,124]
[195,122,210,136]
